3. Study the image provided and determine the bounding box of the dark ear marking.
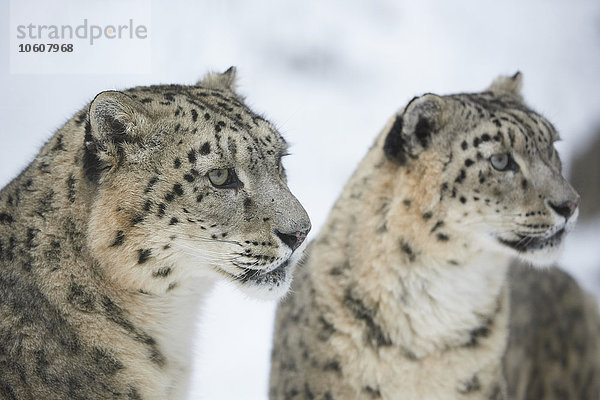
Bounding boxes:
[383,94,445,165]
[414,117,432,148]
[83,120,104,184]
[383,114,408,164]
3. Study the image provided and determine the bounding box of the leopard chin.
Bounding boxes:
[498,229,566,267]
[234,260,294,300]
[235,238,308,300]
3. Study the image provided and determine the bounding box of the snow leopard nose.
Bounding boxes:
[275,228,310,252]
[549,198,579,220]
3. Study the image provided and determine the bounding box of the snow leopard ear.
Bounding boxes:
[487,72,523,98]
[383,94,449,165]
[87,91,150,148]
[84,91,151,182]
[197,66,237,91]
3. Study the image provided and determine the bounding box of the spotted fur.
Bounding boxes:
[505,263,600,400]
[270,74,593,399]
[0,67,310,399]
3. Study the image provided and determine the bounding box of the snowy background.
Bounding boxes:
[1,1,599,399]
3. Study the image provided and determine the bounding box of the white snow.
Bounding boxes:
[1,1,599,399]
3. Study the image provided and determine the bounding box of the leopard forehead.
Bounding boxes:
[123,84,288,169]
[449,92,560,168]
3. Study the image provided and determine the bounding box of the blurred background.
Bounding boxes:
[1,1,599,398]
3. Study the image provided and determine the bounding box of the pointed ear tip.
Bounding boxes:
[511,71,523,86]
[197,67,238,91]
[488,72,523,95]
[222,66,237,83]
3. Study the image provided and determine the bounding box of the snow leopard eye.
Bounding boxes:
[208,168,239,188]
[490,153,519,172]
[490,153,509,170]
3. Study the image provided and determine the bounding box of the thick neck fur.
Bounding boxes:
[309,127,511,398]
[0,113,210,399]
